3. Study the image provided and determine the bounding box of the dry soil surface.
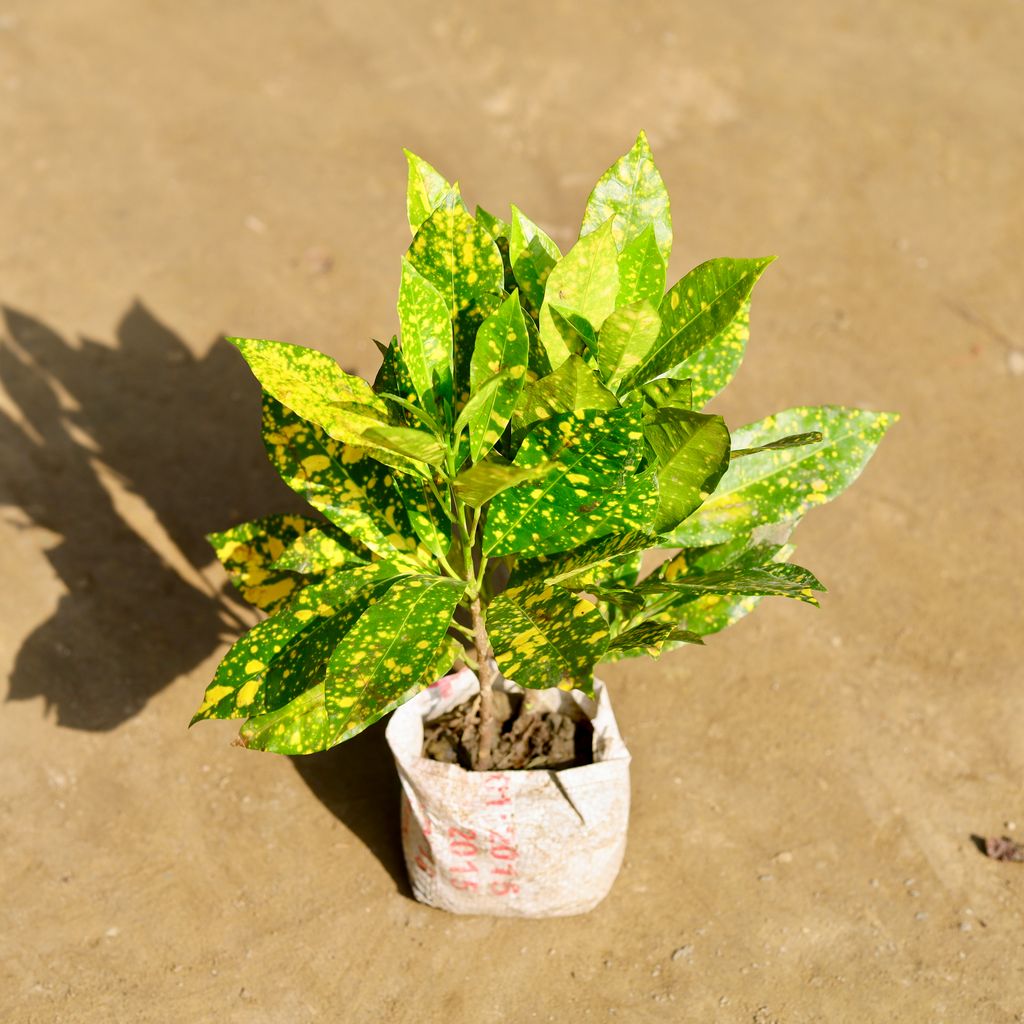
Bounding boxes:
[2,2,1023,1022]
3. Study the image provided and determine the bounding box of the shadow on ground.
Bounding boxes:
[0,304,407,892]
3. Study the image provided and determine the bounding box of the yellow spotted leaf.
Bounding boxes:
[488,583,609,694]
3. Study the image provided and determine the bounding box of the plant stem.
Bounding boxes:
[446,463,497,772]
[469,596,497,772]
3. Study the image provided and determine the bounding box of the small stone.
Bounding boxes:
[914,912,928,922]
[1005,821,1018,831]
[959,921,972,932]
[671,945,693,961]
[105,927,119,938]
[245,215,267,234]
[775,851,793,864]
[1007,352,1024,377]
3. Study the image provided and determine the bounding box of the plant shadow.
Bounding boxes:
[0,303,408,892]
[292,719,411,895]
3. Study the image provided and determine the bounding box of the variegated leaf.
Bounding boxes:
[393,471,452,560]
[640,375,692,411]
[638,533,799,644]
[323,575,466,741]
[509,205,560,319]
[484,406,655,558]
[453,291,504,410]
[407,191,504,319]
[636,561,825,604]
[239,631,463,755]
[360,423,445,468]
[468,291,529,461]
[397,258,453,407]
[404,149,453,234]
[230,337,418,472]
[191,564,403,724]
[207,513,323,613]
[539,220,620,367]
[581,131,672,263]
[475,205,511,242]
[512,236,558,318]
[270,524,369,575]
[509,205,561,266]
[372,337,418,425]
[607,621,703,657]
[672,302,750,410]
[262,395,427,568]
[616,225,666,307]
[238,685,333,755]
[488,583,609,693]
[619,257,774,393]
[598,299,661,393]
[645,408,731,532]
[511,354,618,441]
[664,406,899,546]
[514,531,654,589]
[731,431,823,459]
[452,459,551,508]
[548,306,598,360]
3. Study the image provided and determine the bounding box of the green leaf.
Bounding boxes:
[608,622,704,656]
[511,354,618,441]
[262,395,427,568]
[636,528,800,643]
[635,561,825,603]
[372,337,419,425]
[512,236,558,318]
[483,406,656,558]
[475,205,511,241]
[598,300,661,393]
[731,431,823,459]
[640,375,692,411]
[397,259,453,407]
[508,206,561,316]
[673,302,749,410]
[515,531,654,589]
[206,513,324,613]
[238,685,333,755]
[270,525,369,575]
[238,578,464,755]
[404,149,453,234]
[581,131,672,263]
[468,291,529,461]
[452,291,504,410]
[192,564,403,724]
[538,220,620,367]
[407,191,504,319]
[645,408,731,532]
[488,583,609,693]
[452,459,552,508]
[509,205,562,265]
[361,423,445,468]
[393,471,451,560]
[452,370,512,437]
[548,306,598,360]
[322,575,466,741]
[230,337,399,454]
[664,406,899,546]
[619,257,774,393]
[616,225,666,308]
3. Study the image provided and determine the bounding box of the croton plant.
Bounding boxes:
[191,132,895,766]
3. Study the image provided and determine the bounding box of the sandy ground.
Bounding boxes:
[1,1,1022,1021]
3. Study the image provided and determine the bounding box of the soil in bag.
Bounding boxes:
[422,689,594,771]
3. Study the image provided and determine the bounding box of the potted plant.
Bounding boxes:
[191,132,895,916]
